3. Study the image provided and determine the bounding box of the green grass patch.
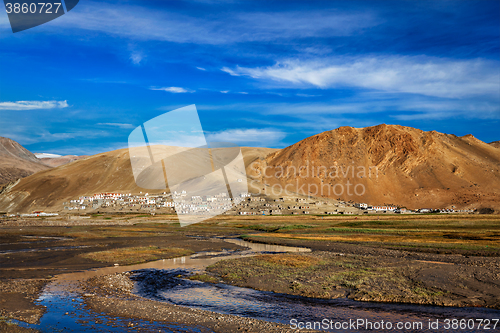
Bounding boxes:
[189,274,219,284]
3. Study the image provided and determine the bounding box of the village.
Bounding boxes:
[53,191,477,217]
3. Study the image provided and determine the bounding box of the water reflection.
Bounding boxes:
[133,268,500,333]
[15,238,500,332]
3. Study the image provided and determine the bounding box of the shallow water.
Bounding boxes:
[134,269,500,332]
[14,239,500,332]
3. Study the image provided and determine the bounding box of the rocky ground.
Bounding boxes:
[0,322,39,333]
[0,279,47,324]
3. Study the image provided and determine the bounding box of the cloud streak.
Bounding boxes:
[222,56,500,99]
[150,87,194,93]
[206,128,286,147]
[50,2,377,45]
[0,100,69,111]
[97,123,135,129]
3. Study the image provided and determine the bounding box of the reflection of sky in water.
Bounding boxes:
[130,269,500,333]
[16,291,208,333]
[11,239,500,332]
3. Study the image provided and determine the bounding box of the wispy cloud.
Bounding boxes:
[196,67,207,71]
[130,51,145,65]
[222,56,500,99]
[50,2,377,45]
[197,96,500,133]
[296,93,321,97]
[2,129,110,145]
[206,128,286,147]
[0,100,69,111]
[150,87,194,93]
[97,123,135,129]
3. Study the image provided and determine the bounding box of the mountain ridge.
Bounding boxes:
[0,137,50,185]
[249,124,500,211]
[0,125,498,213]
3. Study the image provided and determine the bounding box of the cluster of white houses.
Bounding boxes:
[62,192,475,216]
[65,191,251,215]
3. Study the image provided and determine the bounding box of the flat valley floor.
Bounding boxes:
[0,213,499,332]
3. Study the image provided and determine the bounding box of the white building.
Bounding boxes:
[355,203,368,209]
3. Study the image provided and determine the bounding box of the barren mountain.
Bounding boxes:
[0,137,49,185]
[249,125,500,211]
[490,141,500,149]
[0,147,277,213]
[1,125,498,213]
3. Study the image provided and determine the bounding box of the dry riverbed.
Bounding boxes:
[1,214,499,331]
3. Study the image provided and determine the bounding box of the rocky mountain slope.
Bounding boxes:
[249,125,500,211]
[0,137,49,185]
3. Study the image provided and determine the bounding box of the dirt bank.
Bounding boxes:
[0,279,47,324]
[0,321,39,333]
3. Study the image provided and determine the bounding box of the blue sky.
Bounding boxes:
[0,0,499,155]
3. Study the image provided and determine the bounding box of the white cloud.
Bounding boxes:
[34,153,63,158]
[150,87,194,93]
[222,56,500,99]
[221,67,240,76]
[0,100,69,111]
[130,51,145,65]
[206,128,286,147]
[296,93,321,97]
[195,97,500,133]
[97,123,135,129]
[50,2,377,45]
[196,67,207,71]
[2,129,110,145]
[220,90,229,94]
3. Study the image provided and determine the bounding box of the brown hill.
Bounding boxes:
[1,126,498,213]
[0,137,49,185]
[39,155,89,168]
[249,125,500,211]
[0,147,277,213]
[490,141,500,149]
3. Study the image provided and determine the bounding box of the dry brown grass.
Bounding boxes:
[254,253,320,267]
[254,232,499,247]
[81,246,193,265]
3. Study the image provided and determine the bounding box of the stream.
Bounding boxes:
[14,238,500,332]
